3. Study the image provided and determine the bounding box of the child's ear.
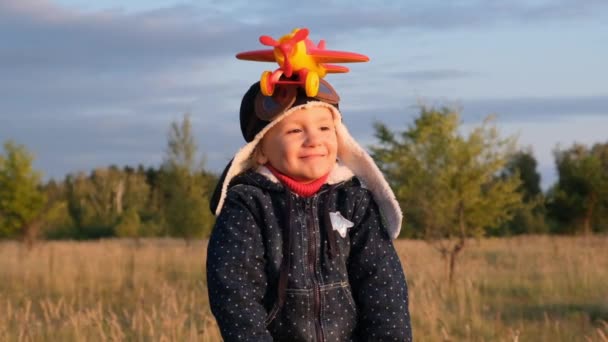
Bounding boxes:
[257,153,268,165]
[255,146,268,165]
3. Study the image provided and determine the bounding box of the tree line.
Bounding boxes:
[1,108,607,250]
[0,115,216,247]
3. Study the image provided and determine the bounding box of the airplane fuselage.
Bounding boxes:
[273,40,327,78]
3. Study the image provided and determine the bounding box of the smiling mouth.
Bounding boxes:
[300,154,325,159]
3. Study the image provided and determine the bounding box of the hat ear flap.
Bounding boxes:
[240,82,267,142]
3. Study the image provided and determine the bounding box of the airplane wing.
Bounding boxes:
[309,50,369,63]
[322,64,349,73]
[236,50,276,62]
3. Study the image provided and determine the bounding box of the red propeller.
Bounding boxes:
[259,28,309,77]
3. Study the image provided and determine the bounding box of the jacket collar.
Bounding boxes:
[256,162,355,186]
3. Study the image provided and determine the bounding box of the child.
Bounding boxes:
[206,55,412,342]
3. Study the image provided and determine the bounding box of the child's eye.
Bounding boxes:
[320,126,332,131]
[286,128,302,134]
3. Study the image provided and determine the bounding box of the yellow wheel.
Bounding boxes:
[305,72,319,97]
[260,71,274,96]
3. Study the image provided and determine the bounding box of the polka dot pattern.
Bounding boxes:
[206,171,412,341]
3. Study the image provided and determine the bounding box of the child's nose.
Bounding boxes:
[304,130,322,147]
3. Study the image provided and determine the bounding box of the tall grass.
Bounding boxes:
[0,236,607,341]
[401,236,608,341]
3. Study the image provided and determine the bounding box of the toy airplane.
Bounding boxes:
[236,28,369,97]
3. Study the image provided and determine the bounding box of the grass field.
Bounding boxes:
[1,235,607,341]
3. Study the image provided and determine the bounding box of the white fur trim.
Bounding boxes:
[215,101,403,239]
[256,165,279,183]
[335,122,403,239]
[256,162,355,185]
[326,162,355,185]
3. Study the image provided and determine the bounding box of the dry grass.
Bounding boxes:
[1,235,607,341]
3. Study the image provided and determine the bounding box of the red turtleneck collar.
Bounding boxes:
[266,164,329,197]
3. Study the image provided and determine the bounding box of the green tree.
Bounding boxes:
[115,207,141,238]
[64,169,121,237]
[135,166,165,237]
[0,141,47,241]
[498,149,548,235]
[548,142,608,234]
[64,167,150,238]
[506,149,542,202]
[371,107,523,283]
[159,114,214,240]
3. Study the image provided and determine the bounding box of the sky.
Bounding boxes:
[1,0,607,190]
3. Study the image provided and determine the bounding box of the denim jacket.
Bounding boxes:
[206,168,413,341]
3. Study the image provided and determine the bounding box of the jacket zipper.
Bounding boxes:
[306,197,324,342]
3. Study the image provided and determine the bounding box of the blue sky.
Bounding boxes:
[1,0,607,189]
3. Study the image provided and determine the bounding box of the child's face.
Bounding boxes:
[257,106,338,183]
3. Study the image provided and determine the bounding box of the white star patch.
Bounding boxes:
[329,211,354,238]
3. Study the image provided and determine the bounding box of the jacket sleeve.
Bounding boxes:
[206,189,274,342]
[348,191,413,341]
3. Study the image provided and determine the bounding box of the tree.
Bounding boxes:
[0,141,47,244]
[115,207,141,238]
[159,114,214,240]
[64,169,122,237]
[505,149,542,202]
[371,107,523,283]
[64,167,150,238]
[498,149,548,235]
[548,142,608,234]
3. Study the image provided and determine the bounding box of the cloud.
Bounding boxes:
[1,110,242,180]
[252,0,608,33]
[0,3,249,70]
[338,93,608,149]
[2,0,606,82]
[395,69,479,82]
[341,93,608,127]
[457,94,608,122]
